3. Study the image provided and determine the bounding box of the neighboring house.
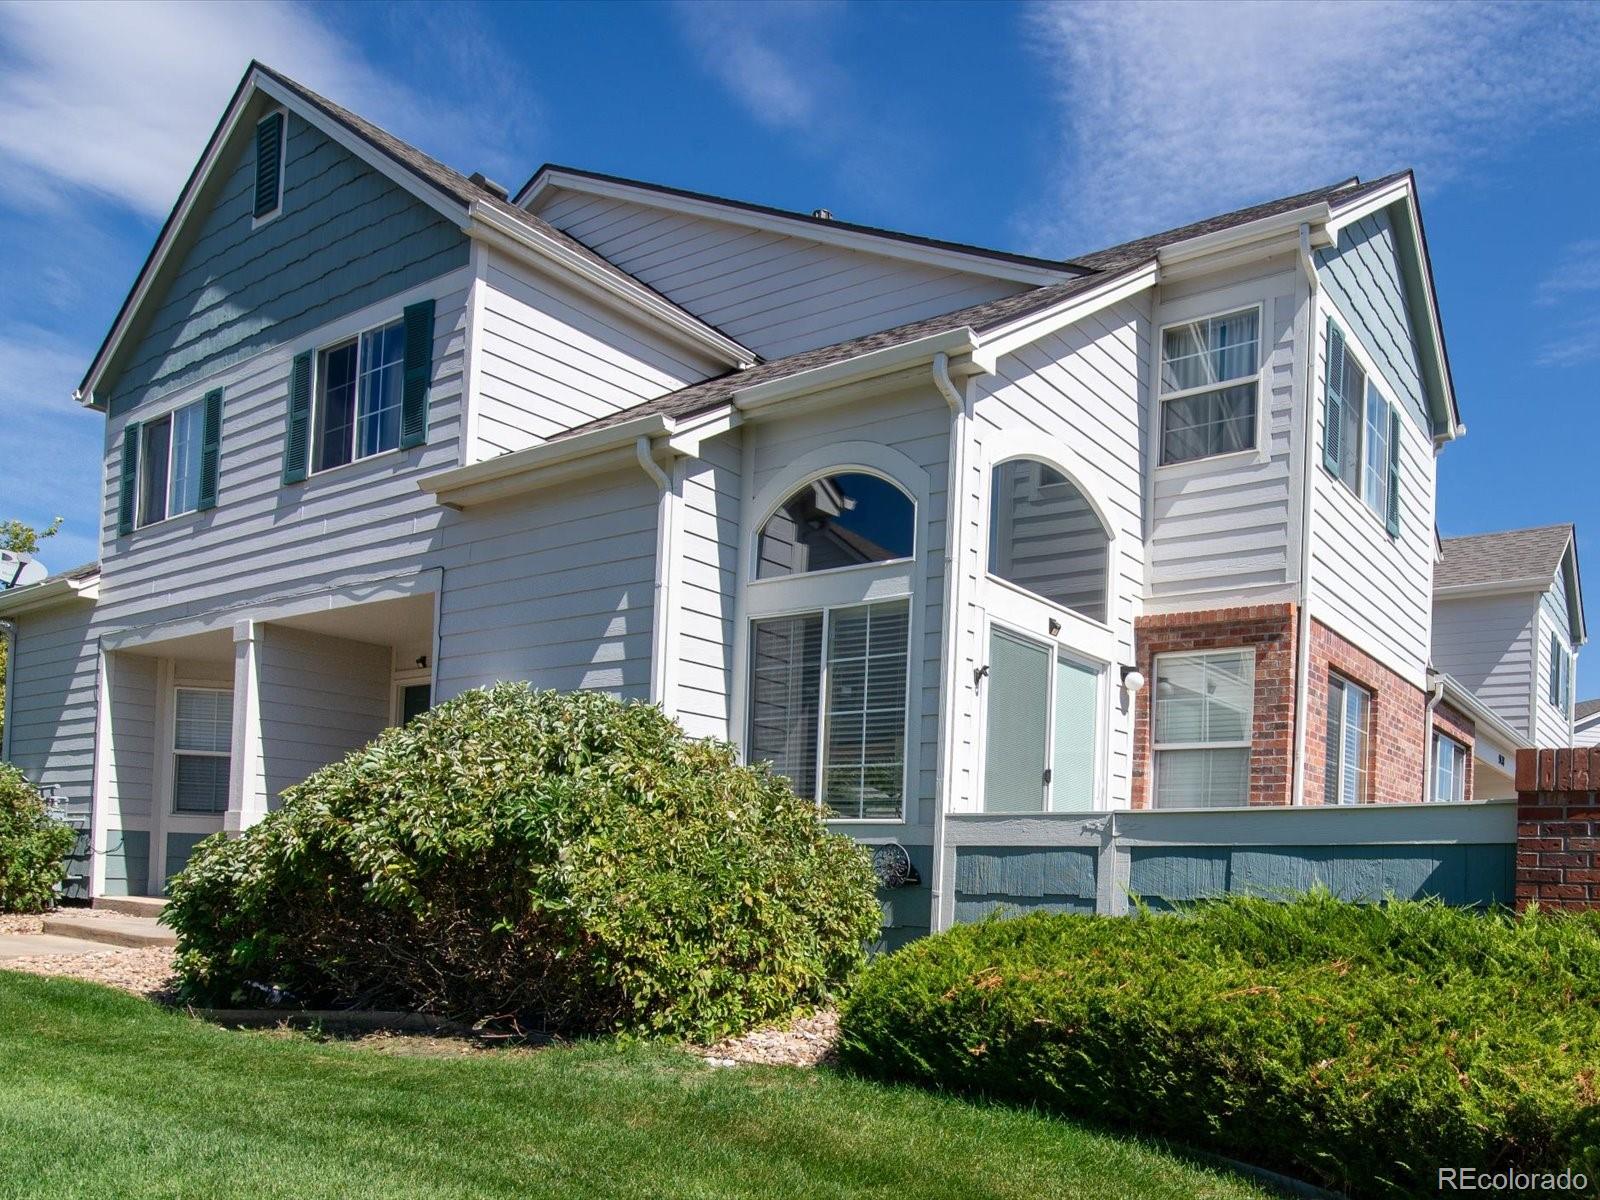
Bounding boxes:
[1430,526,1587,798]
[1573,698,1600,747]
[0,61,1545,930]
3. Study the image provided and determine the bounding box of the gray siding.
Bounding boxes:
[473,250,718,457]
[1432,594,1537,736]
[1315,206,1430,433]
[5,601,99,827]
[105,107,468,416]
[953,845,1098,921]
[1148,264,1302,604]
[433,467,659,702]
[530,186,1029,360]
[674,434,741,741]
[101,829,150,898]
[257,626,391,806]
[106,654,157,824]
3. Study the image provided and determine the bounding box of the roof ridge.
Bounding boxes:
[1440,523,1575,541]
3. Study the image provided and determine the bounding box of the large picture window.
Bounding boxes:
[756,472,914,578]
[314,318,406,472]
[987,459,1109,623]
[1324,673,1372,805]
[173,688,232,815]
[1152,649,1254,808]
[747,601,909,820]
[1159,307,1260,464]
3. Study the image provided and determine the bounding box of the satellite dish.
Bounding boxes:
[0,550,48,590]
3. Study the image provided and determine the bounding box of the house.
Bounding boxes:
[1573,699,1600,747]
[1430,525,1587,797]
[3,62,1568,934]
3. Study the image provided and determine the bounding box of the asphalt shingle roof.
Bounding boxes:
[1576,698,1600,722]
[1435,525,1574,591]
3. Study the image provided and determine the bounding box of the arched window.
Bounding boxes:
[756,472,914,579]
[987,459,1109,623]
[746,468,918,820]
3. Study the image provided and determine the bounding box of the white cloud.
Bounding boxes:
[1537,314,1600,369]
[1023,0,1600,255]
[1536,239,1600,307]
[673,1,842,132]
[0,0,539,220]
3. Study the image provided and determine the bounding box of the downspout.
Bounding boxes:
[1422,673,1445,803]
[637,436,674,709]
[1291,224,1320,807]
[929,351,966,933]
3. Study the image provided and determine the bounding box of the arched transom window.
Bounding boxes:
[987,459,1110,624]
[746,471,916,821]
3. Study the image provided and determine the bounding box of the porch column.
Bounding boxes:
[225,619,266,833]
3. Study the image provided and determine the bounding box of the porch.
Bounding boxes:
[94,592,435,898]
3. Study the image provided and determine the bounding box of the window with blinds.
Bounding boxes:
[1152,649,1254,808]
[173,687,232,814]
[1324,674,1373,805]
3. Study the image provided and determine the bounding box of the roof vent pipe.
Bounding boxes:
[469,172,509,201]
[812,208,833,220]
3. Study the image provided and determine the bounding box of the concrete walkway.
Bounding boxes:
[0,931,103,961]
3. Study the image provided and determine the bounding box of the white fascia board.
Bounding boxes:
[522,169,1074,287]
[78,68,473,409]
[1155,203,1333,271]
[1325,177,1413,239]
[1434,577,1550,600]
[972,264,1159,372]
[0,573,100,618]
[732,328,980,414]
[1437,672,1531,751]
[469,205,757,369]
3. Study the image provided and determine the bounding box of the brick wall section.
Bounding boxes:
[1432,701,1476,804]
[1131,605,1297,809]
[1514,748,1600,911]
[1303,619,1430,805]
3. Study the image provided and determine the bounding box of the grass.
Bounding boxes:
[0,972,1270,1200]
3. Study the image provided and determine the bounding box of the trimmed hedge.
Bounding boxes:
[840,895,1600,1198]
[0,763,76,913]
[166,684,881,1040]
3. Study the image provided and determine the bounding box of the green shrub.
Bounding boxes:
[0,763,76,913]
[839,894,1600,1199]
[166,684,881,1040]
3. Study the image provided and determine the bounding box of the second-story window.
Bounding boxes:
[1549,631,1572,713]
[1159,307,1260,465]
[314,319,405,472]
[1324,320,1401,536]
[138,399,207,527]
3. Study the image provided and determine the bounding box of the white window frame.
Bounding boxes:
[1325,672,1373,806]
[1547,629,1572,715]
[171,685,232,816]
[1155,301,1266,469]
[310,314,407,476]
[251,107,287,229]
[1324,312,1404,536]
[986,457,1114,629]
[135,395,208,530]
[391,667,434,727]
[1360,375,1394,521]
[1149,648,1256,810]
[1430,730,1469,804]
[739,457,924,826]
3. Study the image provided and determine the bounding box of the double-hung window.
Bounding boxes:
[137,399,207,527]
[746,471,917,820]
[1159,307,1260,464]
[1324,321,1402,535]
[1431,731,1469,803]
[314,319,406,472]
[173,688,232,814]
[1324,673,1373,805]
[1151,649,1254,808]
[1549,632,1572,713]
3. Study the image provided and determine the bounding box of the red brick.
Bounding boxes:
[1516,749,1538,792]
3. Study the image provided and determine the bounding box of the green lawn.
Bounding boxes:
[0,972,1270,1200]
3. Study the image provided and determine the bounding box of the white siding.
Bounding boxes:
[473,249,720,458]
[5,600,99,825]
[1534,586,1576,747]
[1431,595,1537,736]
[256,625,391,806]
[673,434,741,740]
[433,468,659,702]
[1307,315,1436,687]
[530,187,1031,360]
[960,296,1150,809]
[1147,263,1303,605]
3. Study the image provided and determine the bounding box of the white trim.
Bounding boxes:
[1148,647,1257,810]
[130,395,208,531]
[1325,177,1412,233]
[1158,203,1334,271]
[1325,671,1375,806]
[459,241,488,467]
[734,329,979,414]
[225,620,263,834]
[971,263,1160,371]
[248,106,287,229]
[1153,301,1268,468]
[89,645,112,897]
[0,570,100,618]
[1320,299,1404,537]
[520,168,1075,288]
[1433,577,1554,600]
[306,312,408,477]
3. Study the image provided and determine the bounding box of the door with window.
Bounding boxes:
[978,456,1115,814]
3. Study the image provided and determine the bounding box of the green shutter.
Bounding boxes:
[400,299,435,450]
[117,422,141,536]
[1322,320,1345,476]
[1384,405,1401,537]
[283,352,312,484]
[197,388,223,511]
[253,111,283,218]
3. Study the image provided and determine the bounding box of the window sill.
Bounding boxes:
[125,507,205,538]
[1323,472,1398,541]
[824,815,907,826]
[1154,447,1267,476]
[304,443,410,481]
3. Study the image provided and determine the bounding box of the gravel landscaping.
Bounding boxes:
[693,1009,840,1067]
[3,946,176,1000]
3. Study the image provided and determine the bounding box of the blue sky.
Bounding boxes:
[1,0,1597,691]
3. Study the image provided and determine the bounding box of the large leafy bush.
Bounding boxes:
[0,763,76,912]
[840,895,1600,1198]
[167,684,880,1039]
